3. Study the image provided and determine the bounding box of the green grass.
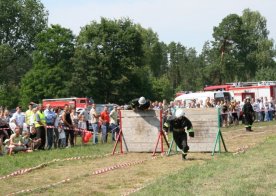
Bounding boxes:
[135,136,276,196]
[0,139,115,176]
[221,120,276,132]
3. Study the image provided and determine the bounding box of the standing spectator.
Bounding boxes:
[169,101,176,116]
[268,97,275,121]
[10,106,25,134]
[109,105,119,141]
[71,108,79,145]
[78,114,87,144]
[62,104,74,147]
[25,103,34,132]
[29,107,38,133]
[264,97,270,121]
[0,109,10,138]
[152,101,159,110]
[221,101,229,127]
[34,104,46,150]
[78,105,90,131]
[252,98,260,122]
[162,99,168,111]
[100,106,110,143]
[230,100,239,125]
[242,97,254,132]
[58,128,66,148]
[0,110,9,155]
[90,104,99,144]
[259,97,265,121]
[236,101,242,121]
[44,104,56,150]
[53,108,61,148]
[205,97,213,108]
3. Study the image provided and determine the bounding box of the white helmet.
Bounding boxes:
[138,96,146,105]
[175,108,185,118]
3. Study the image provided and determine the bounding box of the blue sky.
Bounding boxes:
[41,0,276,53]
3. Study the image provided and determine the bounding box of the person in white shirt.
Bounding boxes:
[10,106,25,134]
[90,104,99,144]
[109,106,119,141]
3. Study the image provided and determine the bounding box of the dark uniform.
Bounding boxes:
[242,98,254,131]
[172,116,194,159]
[130,98,150,110]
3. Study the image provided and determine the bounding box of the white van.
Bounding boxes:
[174,91,233,105]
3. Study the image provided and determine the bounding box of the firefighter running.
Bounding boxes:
[165,108,194,160]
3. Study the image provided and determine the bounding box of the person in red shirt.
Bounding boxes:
[100,106,110,143]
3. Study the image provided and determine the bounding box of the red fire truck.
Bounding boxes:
[42,97,94,111]
[204,81,276,102]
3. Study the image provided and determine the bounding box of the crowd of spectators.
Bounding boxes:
[157,96,276,128]
[0,103,120,156]
[0,96,275,156]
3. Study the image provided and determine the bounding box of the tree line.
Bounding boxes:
[0,0,275,109]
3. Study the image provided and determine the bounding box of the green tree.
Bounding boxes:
[0,0,48,108]
[212,14,245,84]
[206,9,275,84]
[255,66,276,81]
[70,17,147,104]
[240,9,275,79]
[0,0,48,53]
[20,25,75,106]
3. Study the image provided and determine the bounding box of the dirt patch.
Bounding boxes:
[1,125,276,195]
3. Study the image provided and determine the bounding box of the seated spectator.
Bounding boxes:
[22,131,32,150]
[8,127,29,155]
[29,126,41,150]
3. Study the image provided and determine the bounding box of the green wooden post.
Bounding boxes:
[212,108,228,155]
[218,131,221,153]
[167,139,174,155]
[212,108,221,156]
[220,130,228,152]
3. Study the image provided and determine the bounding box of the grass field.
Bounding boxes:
[0,121,275,195]
[135,135,276,196]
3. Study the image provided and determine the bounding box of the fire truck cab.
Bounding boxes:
[42,97,94,111]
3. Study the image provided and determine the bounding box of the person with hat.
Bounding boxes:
[242,97,254,131]
[166,108,194,160]
[130,96,150,111]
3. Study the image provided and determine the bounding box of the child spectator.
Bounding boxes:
[30,126,41,150]
[78,114,87,144]
[58,127,66,148]
[22,131,33,150]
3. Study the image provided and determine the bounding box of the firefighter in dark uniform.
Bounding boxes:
[242,97,254,131]
[130,96,150,111]
[167,108,194,160]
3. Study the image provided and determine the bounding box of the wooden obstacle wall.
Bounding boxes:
[185,108,219,152]
[120,110,162,152]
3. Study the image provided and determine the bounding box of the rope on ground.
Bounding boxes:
[0,152,119,181]
[7,155,160,195]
